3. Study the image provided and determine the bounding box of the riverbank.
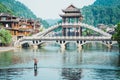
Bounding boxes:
[0,47,15,52]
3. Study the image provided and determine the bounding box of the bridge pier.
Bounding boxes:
[60,43,65,49]
[32,45,38,49]
[60,43,65,53]
[104,41,112,49]
[14,41,21,48]
[107,44,112,49]
[17,45,22,48]
[77,44,82,50]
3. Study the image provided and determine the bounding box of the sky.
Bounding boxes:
[17,0,95,19]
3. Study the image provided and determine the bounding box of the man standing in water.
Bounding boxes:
[34,58,38,70]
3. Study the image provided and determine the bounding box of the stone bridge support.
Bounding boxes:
[60,43,65,53]
[60,43,65,49]
[102,41,112,49]
[106,41,112,49]
[17,44,22,48]
[107,44,112,49]
[32,44,38,49]
[77,41,84,50]
[31,40,40,49]
[59,40,66,48]
[77,44,82,50]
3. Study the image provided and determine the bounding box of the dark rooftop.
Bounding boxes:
[62,4,80,13]
[60,5,82,18]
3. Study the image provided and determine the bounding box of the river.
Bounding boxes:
[0,44,120,80]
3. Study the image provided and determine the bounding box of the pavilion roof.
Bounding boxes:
[62,4,80,13]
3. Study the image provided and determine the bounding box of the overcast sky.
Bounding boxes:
[17,0,95,19]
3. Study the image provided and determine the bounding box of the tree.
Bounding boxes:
[112,23,120,51]
[0,28,12,46]
[82,0,120,26]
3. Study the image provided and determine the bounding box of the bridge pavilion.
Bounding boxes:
[60,5,83,36]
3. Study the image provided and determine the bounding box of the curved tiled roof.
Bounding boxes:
[62,4,80,13]
[60,5,82,18]
[0,13,11,17]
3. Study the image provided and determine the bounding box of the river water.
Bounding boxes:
[0,44,120,80]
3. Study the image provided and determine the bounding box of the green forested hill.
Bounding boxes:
[0,3,14,15]
[93,0,120,6]
[0,0,36,18]
[0,0,49,28]
[82,0,120,26]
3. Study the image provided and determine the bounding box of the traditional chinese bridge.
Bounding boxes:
[14,5,117,49]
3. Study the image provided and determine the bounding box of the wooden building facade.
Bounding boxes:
[0,13,40,40]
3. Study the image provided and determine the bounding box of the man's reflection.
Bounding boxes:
[34,69,38,76]
[34,58,38,76]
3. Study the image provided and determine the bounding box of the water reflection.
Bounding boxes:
[0,44,120,80]
[62,68,82,80]
[0,68,23,80]
[91,69,120,80]
[62,50,82,66]
[34,69,38,76]
[0,51,13,67]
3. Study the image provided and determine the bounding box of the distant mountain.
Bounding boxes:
[39,19,49,29]
[82,0,120,26]
[45,19,60,26]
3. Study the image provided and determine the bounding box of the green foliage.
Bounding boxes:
[57,19,62,24]
[112,23,120,48]
[39,26,45,32]
[0,28,12,45]
[0,0,36,18]
[39,19,49,29]
[112,23,120,41]
[54,19,62,32]
[82,0,120,26]
[0,3,14,15]
[93,0,120,6]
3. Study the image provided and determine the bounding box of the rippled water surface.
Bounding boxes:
[0,45,120,80]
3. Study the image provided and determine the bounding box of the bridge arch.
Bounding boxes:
[34,22,111,37]
[37,41,61,48]
[21,42,30,48]
[64,41,77,46]
[32,24,62,37]
[19,41,32,48]
[80,41,112,48]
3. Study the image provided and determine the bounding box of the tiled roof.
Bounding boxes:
[60,5,83,18]
[63,4,80,12]
[0,13,17,19]
[0,13,11,17]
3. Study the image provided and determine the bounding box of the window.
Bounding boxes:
[1,17,6,20]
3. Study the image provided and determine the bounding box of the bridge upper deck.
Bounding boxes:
[20,36,112,42]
